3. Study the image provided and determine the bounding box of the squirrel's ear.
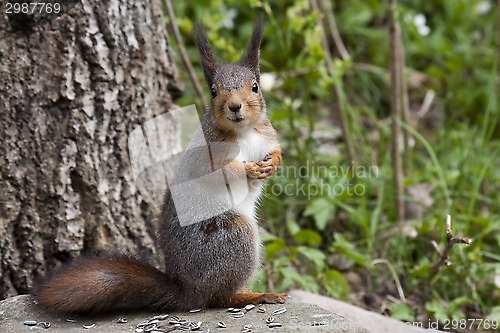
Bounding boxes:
[195,23,218,87]
[240,14,264,82]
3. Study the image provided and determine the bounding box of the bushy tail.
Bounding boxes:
[34,255,181,314]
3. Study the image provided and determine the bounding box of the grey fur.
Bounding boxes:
[194,24,219,87]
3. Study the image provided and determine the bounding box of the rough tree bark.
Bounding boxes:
[0,0,183,299]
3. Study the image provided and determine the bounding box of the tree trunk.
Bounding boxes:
[0,0,183,299]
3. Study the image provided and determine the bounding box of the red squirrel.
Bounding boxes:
[34,16,286,314]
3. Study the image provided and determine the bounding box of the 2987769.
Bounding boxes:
[5,2,61,14]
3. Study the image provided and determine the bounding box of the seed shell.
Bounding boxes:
[244,304,255,311]
[272,307,287,315]
[39,322,51,329]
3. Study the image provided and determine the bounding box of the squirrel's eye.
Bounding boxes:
[211,87,217,98]
[252,82,259,93]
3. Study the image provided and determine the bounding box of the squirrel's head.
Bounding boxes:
[195,15,265,132]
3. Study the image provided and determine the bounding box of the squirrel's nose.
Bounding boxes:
[228,104,242,113]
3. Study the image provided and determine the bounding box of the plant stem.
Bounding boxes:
[163,0,208,111]
[389,0,405,222]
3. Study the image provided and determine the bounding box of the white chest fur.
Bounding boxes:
[232,129,271,220]
[235,129,270,163]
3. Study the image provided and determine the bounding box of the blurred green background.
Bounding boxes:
[166,0,500,327]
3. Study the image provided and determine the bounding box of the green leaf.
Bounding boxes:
[293,229,323,247]
[296,246,326,271]
[486,306,500,322]
[409,258,433,278]
[425,300,449,323]
[332,234,370,267]
[286,219,301,235]
[323,269,350,300]
[390,303,415,322]
[276,267,317,291]
[265,238,286,260]
[303,197,335,230]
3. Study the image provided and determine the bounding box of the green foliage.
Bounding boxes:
[166,0,500,325]
[390,303,416,322]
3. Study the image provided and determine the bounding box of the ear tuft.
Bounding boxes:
[194,23,219,87]
[240,14,264,82]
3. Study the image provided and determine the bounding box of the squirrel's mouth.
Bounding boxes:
[228,117,245,123]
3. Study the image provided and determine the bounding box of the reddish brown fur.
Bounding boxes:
[35,256,178,314]
[211,79,264,132]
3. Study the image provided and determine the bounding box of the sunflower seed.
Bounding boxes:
[265,317,275,324]
[83,324,96,329]
[244,304,255,311]
[243,324,252,329]
[23,320,37,326]
[39,322,51,329]
[190,321,202,330]
[117,318,128,324]
[170,315,181,321]
[143,323,158,332]
[272,307,287,315]
[257,307,266,313]
[189,308,202,313]
[267,322,283,328]
[230,308,242,313]
[153,314,169,320]
[230,311,245,318]
[136,329,144,333]
[66,318,78,323]
[226,308,234,312]
[137,320,150,328]
[217,322,227,328]
[177,323,191,331]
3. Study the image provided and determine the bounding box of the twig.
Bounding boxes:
[414,89,435,123]
[318,0,350,60]
[431,215,473,273]
[309,0,357,168]
[371,258,406,303]
[163,0,208,111]
[399,31,411,175]
[389,0,405,222]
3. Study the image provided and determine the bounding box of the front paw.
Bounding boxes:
[245,162,275,179]
[259,292,287,304]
